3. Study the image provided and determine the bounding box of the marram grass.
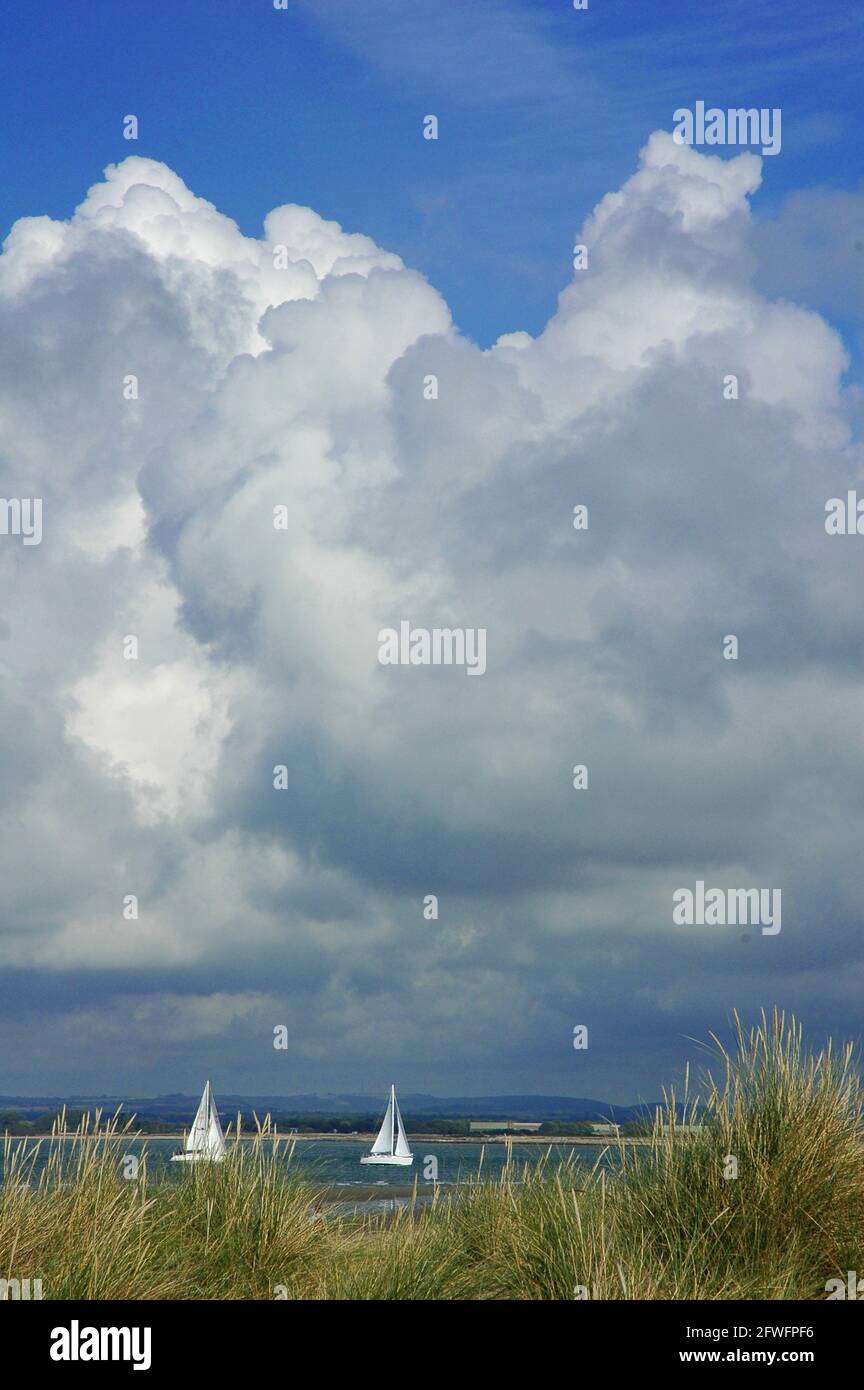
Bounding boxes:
[1,1011,862,1301]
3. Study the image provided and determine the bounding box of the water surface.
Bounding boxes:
[1,1136,616,1205]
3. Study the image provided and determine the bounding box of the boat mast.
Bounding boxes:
[390,1084,395,1154]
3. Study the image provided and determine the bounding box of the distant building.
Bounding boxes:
[587,1122,620,1136]
[468,1120,543,1133]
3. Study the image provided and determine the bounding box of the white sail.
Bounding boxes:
[204,1094,226,1160]
[182,1081,226,1160]
[393,1095,412,1159]
[184,1081,212,1153]
[370,1089,395,1154]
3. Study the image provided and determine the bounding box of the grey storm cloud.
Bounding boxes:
[0,135,862,1099]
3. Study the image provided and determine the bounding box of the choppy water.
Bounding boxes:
[0,1137,615,1212]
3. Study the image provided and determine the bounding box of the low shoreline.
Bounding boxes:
[5,1131,650,1145]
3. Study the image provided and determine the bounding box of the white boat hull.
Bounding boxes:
[170,1152,224,1163]
[360,1153,414,1166]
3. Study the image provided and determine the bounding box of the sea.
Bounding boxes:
[0,1137,617,1214]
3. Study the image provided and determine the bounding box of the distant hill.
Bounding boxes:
[0,1092,662,1123]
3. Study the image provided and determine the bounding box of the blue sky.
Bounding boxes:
[1,0,861,345]
[0,1,863,1102]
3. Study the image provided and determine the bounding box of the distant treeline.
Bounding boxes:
[0,1108,654,1138]
[0,1109,471,1137]
[1,1109,189,1136]
[255,1114,476,1136]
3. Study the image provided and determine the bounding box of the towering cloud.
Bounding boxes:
[0,135,860,1095]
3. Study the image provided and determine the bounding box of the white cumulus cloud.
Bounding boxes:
[1,136,862,1095]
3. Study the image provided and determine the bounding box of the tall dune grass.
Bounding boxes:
[1,1011,862,1300]
[0,1112,340,1300]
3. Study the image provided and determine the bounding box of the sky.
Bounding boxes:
[0,0,862,1103]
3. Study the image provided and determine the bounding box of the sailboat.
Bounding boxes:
[360,1084,413,1166]
[170,1081,226,1163]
